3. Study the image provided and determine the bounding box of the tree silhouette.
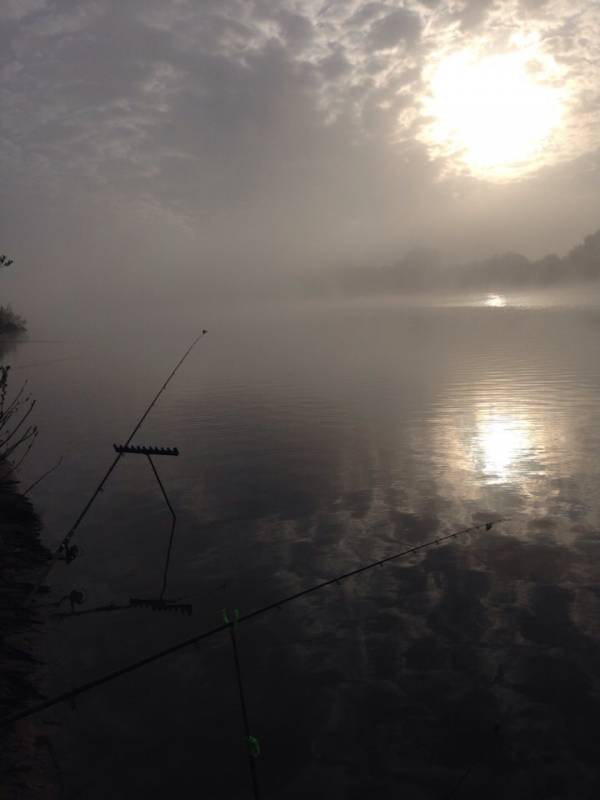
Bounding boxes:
[0,253,26,334]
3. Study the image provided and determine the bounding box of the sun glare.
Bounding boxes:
[485,294,506,307]
[421,47,565,179]
[476,414,530,482]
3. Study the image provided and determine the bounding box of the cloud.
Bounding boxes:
[3,0,598,194]
[0,0,46,22]
[367,8,422,51]
[0,0,599,302]
[454,0,496,31]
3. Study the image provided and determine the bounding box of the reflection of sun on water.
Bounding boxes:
[429,389,554,499]
[485,294,507,308]
[475,414,530,482]
[420,42,565,180]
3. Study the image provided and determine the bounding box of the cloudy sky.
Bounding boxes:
[1,0,600,312]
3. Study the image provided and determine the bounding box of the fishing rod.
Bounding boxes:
[3,517,507,726]
[23,331,207,608]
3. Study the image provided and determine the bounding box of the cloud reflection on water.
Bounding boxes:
[29,304,600,798]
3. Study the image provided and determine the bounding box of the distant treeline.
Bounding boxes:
[340,228,600,294]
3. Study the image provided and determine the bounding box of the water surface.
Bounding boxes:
[10,295,600,798]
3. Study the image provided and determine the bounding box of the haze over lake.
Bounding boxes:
[3,1,600,796]
[11,291,600,798]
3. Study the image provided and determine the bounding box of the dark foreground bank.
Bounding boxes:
[0,472,59,798]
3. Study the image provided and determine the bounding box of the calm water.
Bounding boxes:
[9,295,600,798]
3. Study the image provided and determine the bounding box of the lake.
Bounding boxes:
[9,293,600,799]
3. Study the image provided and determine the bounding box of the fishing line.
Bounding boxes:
[0,339,68,344]
[11,357,79,370]
[23,456,64,495]
[146,453,177,600]
[225,610,261,800]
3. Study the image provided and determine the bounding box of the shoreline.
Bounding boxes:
[0,468,60,798]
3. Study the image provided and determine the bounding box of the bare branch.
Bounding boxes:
[2,426,37,461]
[0,398,36,448]
[12,434,38,470]
[0,380,28,425]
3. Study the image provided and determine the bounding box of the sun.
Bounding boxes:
[420,47,565,180]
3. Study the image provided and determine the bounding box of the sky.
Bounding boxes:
[1,0,600,318]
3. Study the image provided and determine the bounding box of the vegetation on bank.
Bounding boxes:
[0,480,54,797]
[0,254,26,335]
[0,306,27,335]
[0,366,38,464]
[0,331,54,793]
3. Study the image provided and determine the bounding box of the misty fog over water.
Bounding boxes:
[4,1,600,796]
[11,294,600,798]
